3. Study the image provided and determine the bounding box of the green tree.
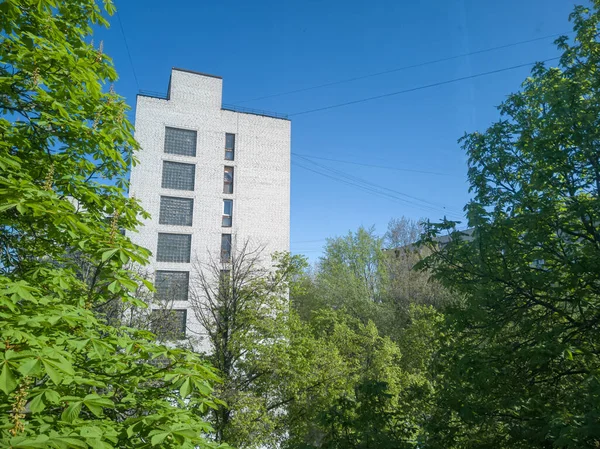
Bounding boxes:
[420,3,600,448]
[318,226,387,305]
[189,243,331,448]
[284,309,433,449]
[0,1,223,447]
[296,222,450,338]
[383,217,454,325]
[307,226,395,333]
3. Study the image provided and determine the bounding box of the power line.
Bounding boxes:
[232,32,569,104]
[293,158,463,218]
[289,57,560,116]
[115,10,140,90]
[295,154,463,215]
[292,152,456,177]
[293,160,460,218]
[296,159,455,214]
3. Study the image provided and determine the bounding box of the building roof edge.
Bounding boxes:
[172,67,223,79]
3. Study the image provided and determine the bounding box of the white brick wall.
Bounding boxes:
[128,68,291,351]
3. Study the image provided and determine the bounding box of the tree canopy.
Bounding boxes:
[420,2,600,447]
[0,1,223,447]
[4,0,600,448]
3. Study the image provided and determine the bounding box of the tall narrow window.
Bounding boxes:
[156,233,191,263]
[224,166,234,194]
[162,161,195,191]
[222,199,232,227]
[219,269,231,298]
[221,234,232,262]
[219,269,231,283]
[225,133,235,161]
[164,127,197,156]
[159,197,193,226]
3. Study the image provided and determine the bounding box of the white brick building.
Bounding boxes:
[127,68,290,349]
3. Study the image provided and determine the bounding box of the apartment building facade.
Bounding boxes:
[128,68,290,349]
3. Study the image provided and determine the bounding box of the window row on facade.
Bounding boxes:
[156,233,232,263]
[161,161,234,194]
[164,126,235,161]
[159,196,233,228]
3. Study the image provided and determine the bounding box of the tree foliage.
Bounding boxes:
[284,307,440,449]
[0,1,223,447]
[307,226,393,331]
[319,226,387,302]
[420,3,600,448]
[187,240,440,449]
[294,221,451,337]
[383,218,454,325]
[189,243,325,448]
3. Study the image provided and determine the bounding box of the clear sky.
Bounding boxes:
[95,0,583,260]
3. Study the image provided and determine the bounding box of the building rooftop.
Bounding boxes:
[137,68,289,120]
[171,67,222,79]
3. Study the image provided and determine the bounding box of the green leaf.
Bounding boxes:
[45,389,61,404]
[61,401,83,423]
[9,434,50,448]
[56,437,88,448]
[18,357,42,376]
[107,280,120,294]
[150,431,171,446]
[0,2,222,446]
[0,362,18,394]
[179,378,192,398]
[83,394,113,417]
[101,248,119,262]
[172,427,200,439]
[29,392,46,413]
[42,359,63,385]
[564,349,573,360]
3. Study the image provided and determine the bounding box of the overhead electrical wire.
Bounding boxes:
[294,154,462,213]
[292,155,464,218]
[289,57,560,116]
[232,31,569,104]
[116,10,140,90]
[292,152,456,177]
[293,160,461,219]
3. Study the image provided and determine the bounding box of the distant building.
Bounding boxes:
[435,227,475,248]
[128,68,290,349]
[387,227,475,258]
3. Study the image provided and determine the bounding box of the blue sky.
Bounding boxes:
[96,0,581,260]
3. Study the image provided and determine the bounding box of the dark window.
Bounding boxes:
[219,269,231,297]
[162,161,195,191]
[156,233,191,263]
[165,127,197,157]
[159,196,193,226]
[225,133,235,161]
[151,309,187,339]
[224,166,234,194]
[155,271,189,302]
[221,234,232,262]
[222,199,233,227]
